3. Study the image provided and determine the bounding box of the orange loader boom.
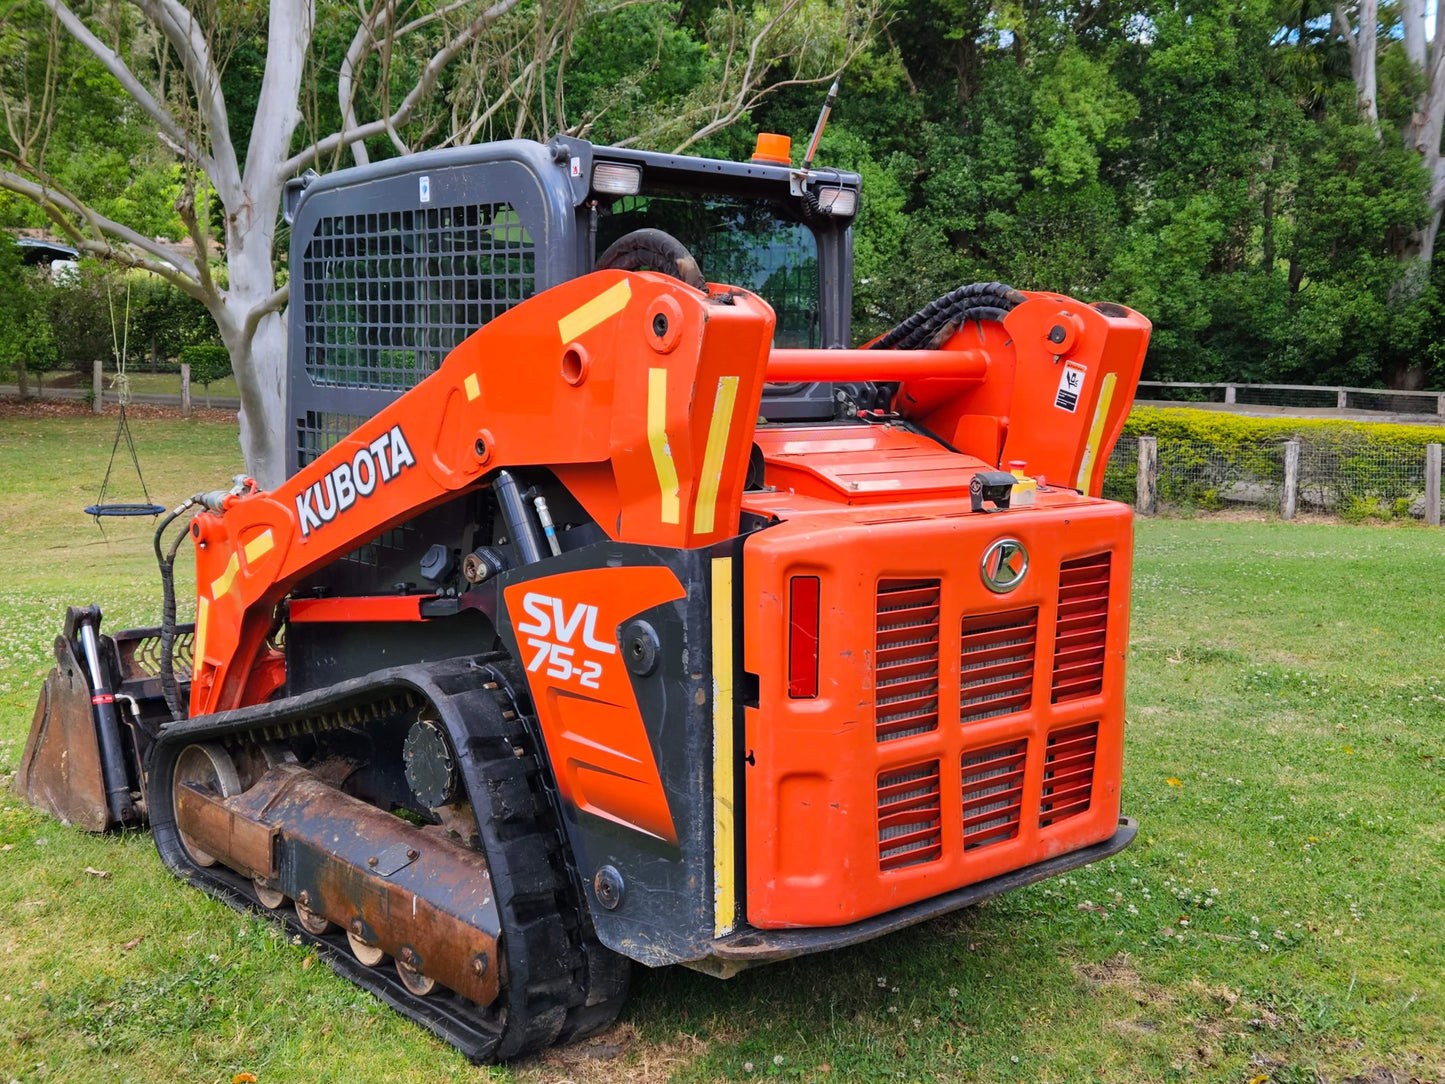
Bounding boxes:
[189,271,774,715]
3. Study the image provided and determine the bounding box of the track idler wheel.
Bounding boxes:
[173,743,241,867]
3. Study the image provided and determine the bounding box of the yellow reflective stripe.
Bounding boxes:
[711,556,736,938]
[1076,371,1117,494]
[463,373,481,401]
[693,376,740,534]
[557,279,632,343]
[243,528,274,565]
[647,367,680,524]
[209,553,240,599]
[193,595,210,666]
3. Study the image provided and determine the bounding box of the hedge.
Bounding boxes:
[180,344,232,386]
[1110,407,1444,518]
[1121,406,1445,451]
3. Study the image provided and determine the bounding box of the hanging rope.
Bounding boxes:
[86,276,165,520]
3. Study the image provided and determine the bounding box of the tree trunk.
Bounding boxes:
[226,311,289,488]
[16,362,28,398]
[149,334,159,373]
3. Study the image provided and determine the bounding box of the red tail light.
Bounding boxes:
[788,576,820,698]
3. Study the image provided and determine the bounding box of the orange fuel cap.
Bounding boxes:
[751,132,792,165]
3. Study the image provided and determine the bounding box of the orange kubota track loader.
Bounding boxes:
[19,133,1148,1061]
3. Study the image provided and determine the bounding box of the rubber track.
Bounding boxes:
[148,653,628,1062]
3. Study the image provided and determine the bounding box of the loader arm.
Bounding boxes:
[189,270,775,715]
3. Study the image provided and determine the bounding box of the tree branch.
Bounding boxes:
[1334,0,1378,125]
[337,0,391,168]
[0,168,210,298]
[130,0,243,199]
[241,283,291,341]
[1402,0,1426,70]
[38,0,200,164]
[281,0,523,178]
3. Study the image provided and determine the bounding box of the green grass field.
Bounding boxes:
[1,415,1441,1084]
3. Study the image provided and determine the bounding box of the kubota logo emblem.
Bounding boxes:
[516,592,617,690]
[295,425,416,537]
[981,538,1028,593]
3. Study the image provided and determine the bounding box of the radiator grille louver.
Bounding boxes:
[1051,554,1111,703]
[1038,722,1099,827]
[961,742,1026,850]
[960,608,1037,724]
[877,761,943,871]
[875,579,941,742]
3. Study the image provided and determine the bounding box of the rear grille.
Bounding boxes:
[961,742,1026,850]
[875,579,941,742]
[877,761,942,870]
[960,608,1037,723]
[1038,722,1098,827]
[1051,553,1111,702]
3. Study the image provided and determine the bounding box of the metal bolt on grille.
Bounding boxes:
[877,760,943,870]
[874,579,941,742]
[1051,554,1111,703]
[1038,721,1099,827]
[960,608,1037,724]
[960,742,1026,850]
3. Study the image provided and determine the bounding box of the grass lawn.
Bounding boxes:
[1,415,1442,1084]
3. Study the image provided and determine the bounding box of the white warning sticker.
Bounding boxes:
[1054,361,1087,412]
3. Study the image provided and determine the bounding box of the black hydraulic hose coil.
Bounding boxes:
[870,281,1026,352]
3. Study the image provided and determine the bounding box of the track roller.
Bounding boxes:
[347,930,388,967]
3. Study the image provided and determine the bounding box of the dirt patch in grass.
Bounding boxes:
[0,396,234,423]
[516,1023,710,1084]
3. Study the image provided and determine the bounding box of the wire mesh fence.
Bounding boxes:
[1105,434,1443,522]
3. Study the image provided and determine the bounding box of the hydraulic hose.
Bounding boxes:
[154,496,203,721]
[870,281,1026,352]
[153,481,247,721]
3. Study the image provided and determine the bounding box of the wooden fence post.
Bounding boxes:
[1426,444,1442,528]
[92,359,103,414]
[180,362,193,418]
[1282,440,1300,521]
[1136,436,1157,516]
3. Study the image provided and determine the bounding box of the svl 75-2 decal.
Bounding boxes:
[516,593,617,689]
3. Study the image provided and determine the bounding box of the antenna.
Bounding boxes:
[801,79,839,173]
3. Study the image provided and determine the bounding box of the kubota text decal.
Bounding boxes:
[296,425,416,536]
